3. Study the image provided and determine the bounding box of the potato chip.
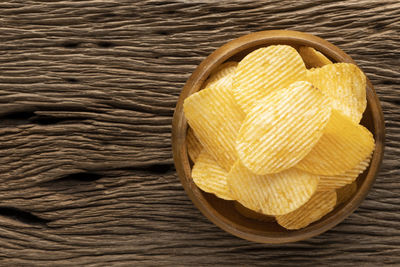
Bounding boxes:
[317,155,371,190]
[183,85,245,171]
[236,81,331,174]
[202,61,238,90]
[186,127,203,163]
[234,202,275,222]
[233,45,306,114]
[307,63,366,123]
[296,110,375,176]
[298,46,333,68]
[336,182,358,205]
[227,161,319,215]
[191,150,233,200]
[276,191,337,230]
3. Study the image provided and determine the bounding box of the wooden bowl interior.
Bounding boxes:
[173,31,384,243]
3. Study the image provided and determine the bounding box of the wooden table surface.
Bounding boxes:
[0,0,399,266]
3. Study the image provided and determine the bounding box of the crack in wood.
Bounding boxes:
[37,164,174,186]
[32,114,87,125]
[62,77,79,83]
[54,172,103,183]
[0,110,88,126]
[0,110,35,126]
[96,41,115,48]
[0,207,50,226]
[62,41,81,49]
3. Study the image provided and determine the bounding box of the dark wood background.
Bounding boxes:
[0,0,399,266]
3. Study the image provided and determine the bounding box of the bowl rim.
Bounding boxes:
[172,30,385,244]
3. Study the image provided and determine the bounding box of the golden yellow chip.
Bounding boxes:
[191,150,233,200]
[317,155,371,190]
[276,191,337,230]
[186,62,238,166]
[236,81,331,174]
[307,63,366,123]
[202,62,238,90]
[336,182,358,205]
[296,110,375,176]
[234,202,275,222]
[183,86,245,171]
[233,45,306,114]
[298,46,333,68]
[186,127,203,163]
[227,161,319,215]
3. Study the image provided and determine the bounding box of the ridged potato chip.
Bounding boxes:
[233,45,306,114]
[186,127,203,163]
[202,61,238,90]
[237,81,331,174]
[298,46,333,68]
[307,63,366,123]
[276,191,337,230]
[336,182,358,205]
[227,161,319,215]
[183,85,245,171]
[234,202,275,222]
[296,110,375,176]
[317,156,371,190]
[191,150,233,200]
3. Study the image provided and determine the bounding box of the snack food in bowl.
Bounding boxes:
[172,30,384,243]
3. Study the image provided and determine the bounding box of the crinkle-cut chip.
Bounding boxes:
[306,63,366,123]
[186,127,203,163]
[236,81,331,174]
[191,150,233,200]
[202,62,238,90]
[233,45,306,114]
[183,86,245,171]
[276,191,337,230]
[298,46,333,68]
[336,182,358,205]
[296,110,375,176]
[234,202,275,222]
[227,161,319,215]
[317,155,372,190]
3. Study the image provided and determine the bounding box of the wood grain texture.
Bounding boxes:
[0,0,399,265]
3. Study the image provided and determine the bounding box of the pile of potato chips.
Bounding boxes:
[183,45,375,230]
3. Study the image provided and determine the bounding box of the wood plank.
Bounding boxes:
[0,0,399,265]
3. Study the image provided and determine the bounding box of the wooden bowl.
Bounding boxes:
[172,30,385,243]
